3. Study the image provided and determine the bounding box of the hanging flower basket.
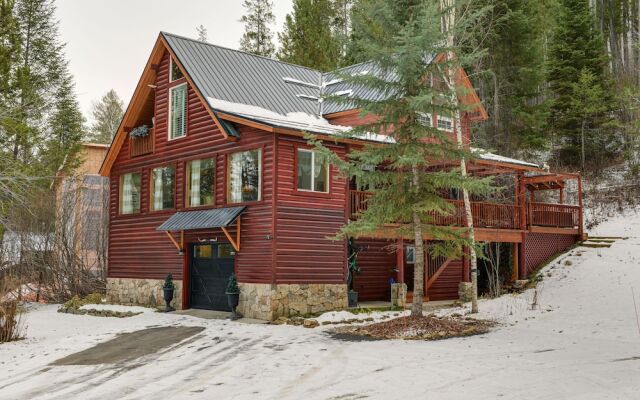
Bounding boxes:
[129,125,150,138]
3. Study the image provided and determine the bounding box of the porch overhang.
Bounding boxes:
[157,206,246,254]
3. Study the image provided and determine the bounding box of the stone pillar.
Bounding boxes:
[391,283,407,308]
[458,281,473,302]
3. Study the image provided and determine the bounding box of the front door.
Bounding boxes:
[190,243,236,310]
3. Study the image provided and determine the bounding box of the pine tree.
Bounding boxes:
[0,0,22,156]
[196,24,207,42]
[309,0,491,316]
[239,0,275,57]
[87,89,124,144]
[547,0,617,169]
[277,0,341,71]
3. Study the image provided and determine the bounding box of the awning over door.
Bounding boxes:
[157,206,246,253]
[157,206,246,231]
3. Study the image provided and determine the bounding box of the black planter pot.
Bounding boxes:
[163,287,175,312]
[226,292,242,320]
[348,291,358,308]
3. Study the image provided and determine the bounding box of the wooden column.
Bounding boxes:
[578,175,584,239]
[396,238,405,284]
[511,243,519,282]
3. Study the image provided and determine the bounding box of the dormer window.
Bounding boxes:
[170,57,184,82]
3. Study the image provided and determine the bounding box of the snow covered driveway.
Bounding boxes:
[2,213,640,399]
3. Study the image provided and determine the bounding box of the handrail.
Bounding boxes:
[528,202,579,228]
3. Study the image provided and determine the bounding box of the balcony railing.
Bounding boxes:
[349,190,578,230]
[130,129,154,157]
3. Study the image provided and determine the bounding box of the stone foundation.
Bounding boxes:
[237,283,348,320]
[107,278,183,309]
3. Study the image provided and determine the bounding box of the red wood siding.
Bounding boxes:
[274,136,348,283]
[522,233,577,277]
[108,50,274,283]
[428,259,463,301]
[352,239,396,301]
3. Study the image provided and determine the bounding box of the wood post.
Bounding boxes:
[511,243,519,282]
[397,238,405,284]
[578,175,584,239]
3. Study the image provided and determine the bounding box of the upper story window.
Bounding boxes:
[169,57,184,82]
[150,166,175,211]
[186,158,215,207]
[297,149,329,193]
[437,115,453,132]
[119,172,141,215]
[417,112,432,127]
[228,149,261,203]
[169,84,187,140]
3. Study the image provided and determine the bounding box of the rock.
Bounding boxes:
[458,282,473,302]
[512,280,530,290]
[303,319,319,328]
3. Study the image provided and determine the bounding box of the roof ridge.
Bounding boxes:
[161,31,323,76]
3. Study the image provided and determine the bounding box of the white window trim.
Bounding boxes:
[437,115,454,132]
[297,148,330,193]
[168,83,187,141]
[405,246,416,264]
[417,112,432,127]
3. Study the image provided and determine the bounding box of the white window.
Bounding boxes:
[417,112,432,127]
[169,84,187,140]
[169,57,184,82]
[405,246,416,264]
[437,115,453,132]
[119,172,141,214]
[228,149,262,203]
[297,149,329,192]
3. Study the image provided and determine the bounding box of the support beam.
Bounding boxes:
[511,243,519,282]
[397,238,405,284]
[165,231,183,253]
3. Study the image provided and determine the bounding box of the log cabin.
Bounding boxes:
[99,32,584,320]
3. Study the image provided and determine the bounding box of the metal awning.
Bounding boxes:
[157,206,246,231]
[157,206,246,253]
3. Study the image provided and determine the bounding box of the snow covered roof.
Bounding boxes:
[471,147,541,168]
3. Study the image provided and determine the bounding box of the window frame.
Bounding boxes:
[169,57,184,82]
[405,246,416,264]
[226,148,263,204]
[168,82,188,141]
[417,112,432,127]
[149,164,177,212]
[295,148,330,194]
[436,115,454,132]
[118,171,142,215]
[185,156,216,209]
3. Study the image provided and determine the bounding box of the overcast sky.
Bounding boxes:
[55,0,293,123]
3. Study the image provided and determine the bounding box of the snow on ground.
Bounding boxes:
[2,212,640,399]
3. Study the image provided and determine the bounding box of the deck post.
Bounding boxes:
[397,238,405,284]
[577,175,584,239]
[511,243,519,282]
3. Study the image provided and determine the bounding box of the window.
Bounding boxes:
[218,244,235,258]
[228,149,262,203]
[186,158,215,207]
[405,246,416,264]
[119,172,141,214]
[170,58,184,82]
[150,166,175,211]
[169,84,187,139]
[437,116,453,131]
[417,112,432,127]
[194,244,212,258]
[297,149,329,193]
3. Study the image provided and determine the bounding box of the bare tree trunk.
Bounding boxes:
[441,0,479,313]
[411,165,426,317]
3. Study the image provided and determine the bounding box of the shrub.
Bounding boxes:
[0,301,24,343]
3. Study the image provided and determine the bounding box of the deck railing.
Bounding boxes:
[528,203,579,228]
[348,190,577,230]
[130,129,154,157]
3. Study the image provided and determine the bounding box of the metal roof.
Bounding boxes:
[156,206,246,231]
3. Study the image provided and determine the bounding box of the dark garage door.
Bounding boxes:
[190,243,235,311]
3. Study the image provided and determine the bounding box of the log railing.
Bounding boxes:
[528,203,579,228]
[130,129,154,157]
[348,190,578,230]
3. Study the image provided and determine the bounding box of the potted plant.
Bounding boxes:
[162,274,175,312]
[225,273,242,320]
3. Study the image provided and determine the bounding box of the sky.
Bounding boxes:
[55,0,293,124]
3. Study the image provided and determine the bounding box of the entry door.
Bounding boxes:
[190,243,236,310]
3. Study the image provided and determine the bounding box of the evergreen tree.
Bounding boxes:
[196,24,207,42]
[239,0,275,57]
[547,0,617,169]
[87,89,124,144]
[277,0,341,71]
[309,0,491,316]
[0,0,22,157]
